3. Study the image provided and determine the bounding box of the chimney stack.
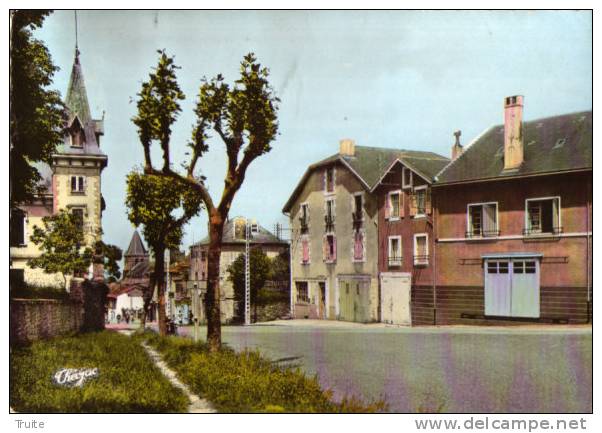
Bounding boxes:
[503,95,524,170]
[451,130,463,160]
[339,138,355,157]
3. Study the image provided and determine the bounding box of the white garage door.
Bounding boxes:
[380,273,412,325]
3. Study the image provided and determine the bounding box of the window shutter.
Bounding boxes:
[323,235,328,261]
[302,238,310,263]
[332,235,337,261]
[552,198,559,230]
[71,176,76,191]
[400,192,405,217]
[409,193,417,216]
[384,194,391,219]
[425,189,432,214]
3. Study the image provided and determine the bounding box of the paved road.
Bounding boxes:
[169,322,592,413]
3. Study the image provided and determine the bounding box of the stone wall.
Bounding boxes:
[10,279,109,345]
[10,299,83,345]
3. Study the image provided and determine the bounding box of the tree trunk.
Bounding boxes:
[155,245,167,336]
[205,210,224,352]
[140,273,156,331]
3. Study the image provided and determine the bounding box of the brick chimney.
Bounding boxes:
[503,95,524,170]
[339,139,355,157]
[451,130,463,160]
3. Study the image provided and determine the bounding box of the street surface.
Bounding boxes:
[127,321,592,413]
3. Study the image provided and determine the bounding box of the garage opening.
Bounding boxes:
[484,254,541,318]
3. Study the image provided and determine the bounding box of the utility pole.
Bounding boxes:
[244,219,251,326]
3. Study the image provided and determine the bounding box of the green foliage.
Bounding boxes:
[227,248,271,316]
[10,10,66,208]
[269,249,290,282]
[28,210,93,285]
[10,283,70,300]
[28,210,122,285]
[137,332,387,413]
[10,331,189,413]
[125,171,202,252]
[94,241,123,282]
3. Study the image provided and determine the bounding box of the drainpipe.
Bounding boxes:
[586,195,591,323]
[432,189,437,326]
[284,212,294,318]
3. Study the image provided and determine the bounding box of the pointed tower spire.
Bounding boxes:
[66,11,91,126]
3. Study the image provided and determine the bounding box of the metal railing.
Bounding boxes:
[324,214,335,231]
[465,229,501,239]
[522,226,563,236]
[413,255,430,266]
[388,256,403,267]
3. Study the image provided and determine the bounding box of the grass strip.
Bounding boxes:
[135,331,387,413]
[10,331,189,413]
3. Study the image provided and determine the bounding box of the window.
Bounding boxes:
[323,234,336,262]
[70,175,86,193]
[352,194,363,223]
[69,122,85,148]
[200,251,207,261]
[353,230,364,261]
[71,208,85,234]
[251,223,259,234]
[325,167,335,194]
[325,198,335,229]
[402,167,412,189]
[513,261,536,274]
[467,203,499,237]
[388,236,402,266]
[296,281,309,303]
[301,236,310,264]
[299,203,309,233]
[487,260,509,274]
[386,190,402,220]
[195,271,199,280]
[10,209,26,246]
[411,186,430,217]
[414,234,429,266]
[525,197,561,235]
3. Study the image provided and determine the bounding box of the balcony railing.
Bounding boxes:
[298,215,309,233]
[324,214,335,231]
[413,255,430,266]
[388,256,402,267]
[465,229,501,239]
[352,211,363,230]
[522,226,563,237]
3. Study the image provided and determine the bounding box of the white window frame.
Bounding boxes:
[70,175,86,193]
[466,201,499,238]
[524,196,561,235]
[388,235,402,267]
[295,281,310,304]
[325,197,336,227]
[413,233,429,266]
[413,185,428,218]
[324,232,336,263]
[402,167,413,189]
[387,190,402,221]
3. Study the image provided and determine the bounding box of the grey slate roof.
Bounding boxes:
[56,50,105,157]
[193,217,286,246]
[436,111,592,184]
[282,145,449,212]
[125,230,148,257]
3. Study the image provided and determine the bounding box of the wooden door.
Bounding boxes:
[484,260,512,316]
[380,273,412,325]
[511,260,540,318]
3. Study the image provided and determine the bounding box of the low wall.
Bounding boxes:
[10,279,109,345]
[10,298,83,345]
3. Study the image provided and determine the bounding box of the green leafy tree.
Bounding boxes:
[132,51,279,351]
[28,210,122,289]
[125,171,203,335]
[10,10,66,209]
[270,249,290,283]
[227,248,271,323]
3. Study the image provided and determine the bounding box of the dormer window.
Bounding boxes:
[69,119,85,148]
[402,167,413,189]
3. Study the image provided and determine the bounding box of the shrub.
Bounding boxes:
[137,331,387,413]
[10,331,189,413]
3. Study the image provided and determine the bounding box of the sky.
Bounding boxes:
[34,10,592,254]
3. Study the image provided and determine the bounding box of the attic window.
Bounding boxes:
[251,223,259,234]
[553,138,566,149]
[536,122,544,129]
[69,122,85,148]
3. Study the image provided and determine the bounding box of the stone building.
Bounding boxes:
[10,48,107,289]
[189,217,288,323]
